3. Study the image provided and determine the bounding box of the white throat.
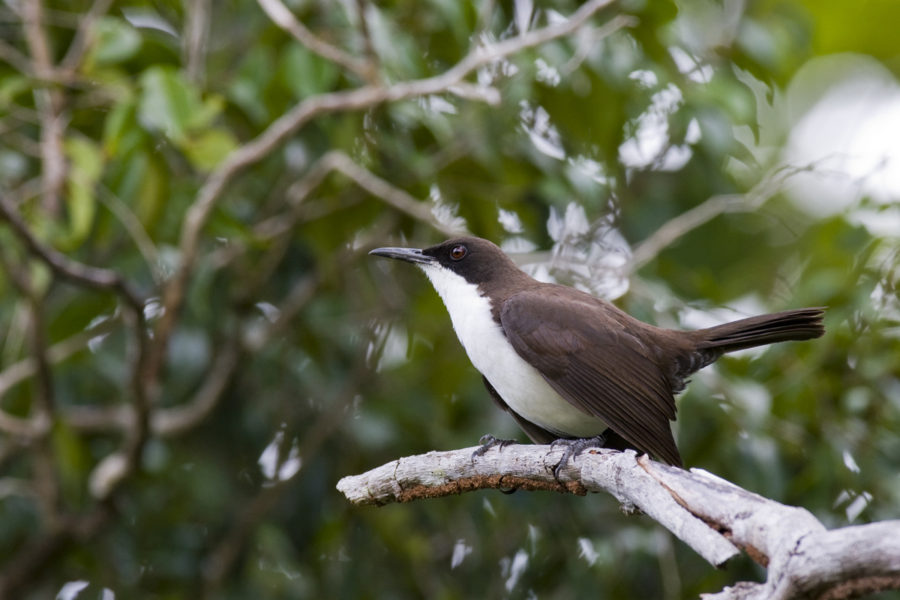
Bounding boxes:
[418,264,606,438]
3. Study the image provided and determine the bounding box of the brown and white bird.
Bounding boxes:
[371,236,825,466]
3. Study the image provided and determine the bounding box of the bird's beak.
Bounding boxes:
[369,246,435,265]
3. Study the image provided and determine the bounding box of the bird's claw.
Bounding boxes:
[471,434,517,460]
[550,434,607,479]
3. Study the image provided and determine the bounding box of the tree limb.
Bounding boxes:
[337,445,900,599]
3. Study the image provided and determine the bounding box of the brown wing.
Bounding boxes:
[500,288,682,465]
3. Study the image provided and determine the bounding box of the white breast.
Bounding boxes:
[420,264,607,438]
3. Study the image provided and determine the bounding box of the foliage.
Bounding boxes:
[0,0,898,598]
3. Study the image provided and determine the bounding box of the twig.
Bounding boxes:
[257,0,372,81]
[628,163,817,271]
[0,249,60,524]
[0,194,151,505]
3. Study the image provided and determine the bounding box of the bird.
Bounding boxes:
[369,236,825,466]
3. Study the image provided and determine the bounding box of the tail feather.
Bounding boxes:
[695,307,826,354]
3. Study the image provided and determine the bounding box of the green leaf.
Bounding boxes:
[138,66,198,143]
[0,74,30,106]
[182,128,238,171]
[185,94,226,131]
[90,16,142,66]
[52,417,90,505]
[227,45,275,124]
[279,43,340,99]
[62,136,103,246]
[102,96,137,156]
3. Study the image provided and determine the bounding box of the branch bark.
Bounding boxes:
[337,445,900,600]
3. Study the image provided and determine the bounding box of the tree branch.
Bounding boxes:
[337,445,900,599]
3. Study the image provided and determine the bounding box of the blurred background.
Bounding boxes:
[0,0,898,598]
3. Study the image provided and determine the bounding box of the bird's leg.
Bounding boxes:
[549,434,608,479]
[471,434,518,460]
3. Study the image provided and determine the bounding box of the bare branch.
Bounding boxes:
[337,445,900,599]
[257,0,372,80]
[0,194,151,506]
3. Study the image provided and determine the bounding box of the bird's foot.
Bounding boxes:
[471,434,518,460]
[549,434,607,479]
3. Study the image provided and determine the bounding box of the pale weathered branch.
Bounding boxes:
[337,445,900,600]
[338,445,738,566]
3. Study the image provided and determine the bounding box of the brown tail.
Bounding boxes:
[695,307,826,354]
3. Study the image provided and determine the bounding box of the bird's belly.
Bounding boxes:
[450,300,606,438]
[476,345,606,438]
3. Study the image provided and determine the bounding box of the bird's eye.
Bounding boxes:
[449,245,467,261]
